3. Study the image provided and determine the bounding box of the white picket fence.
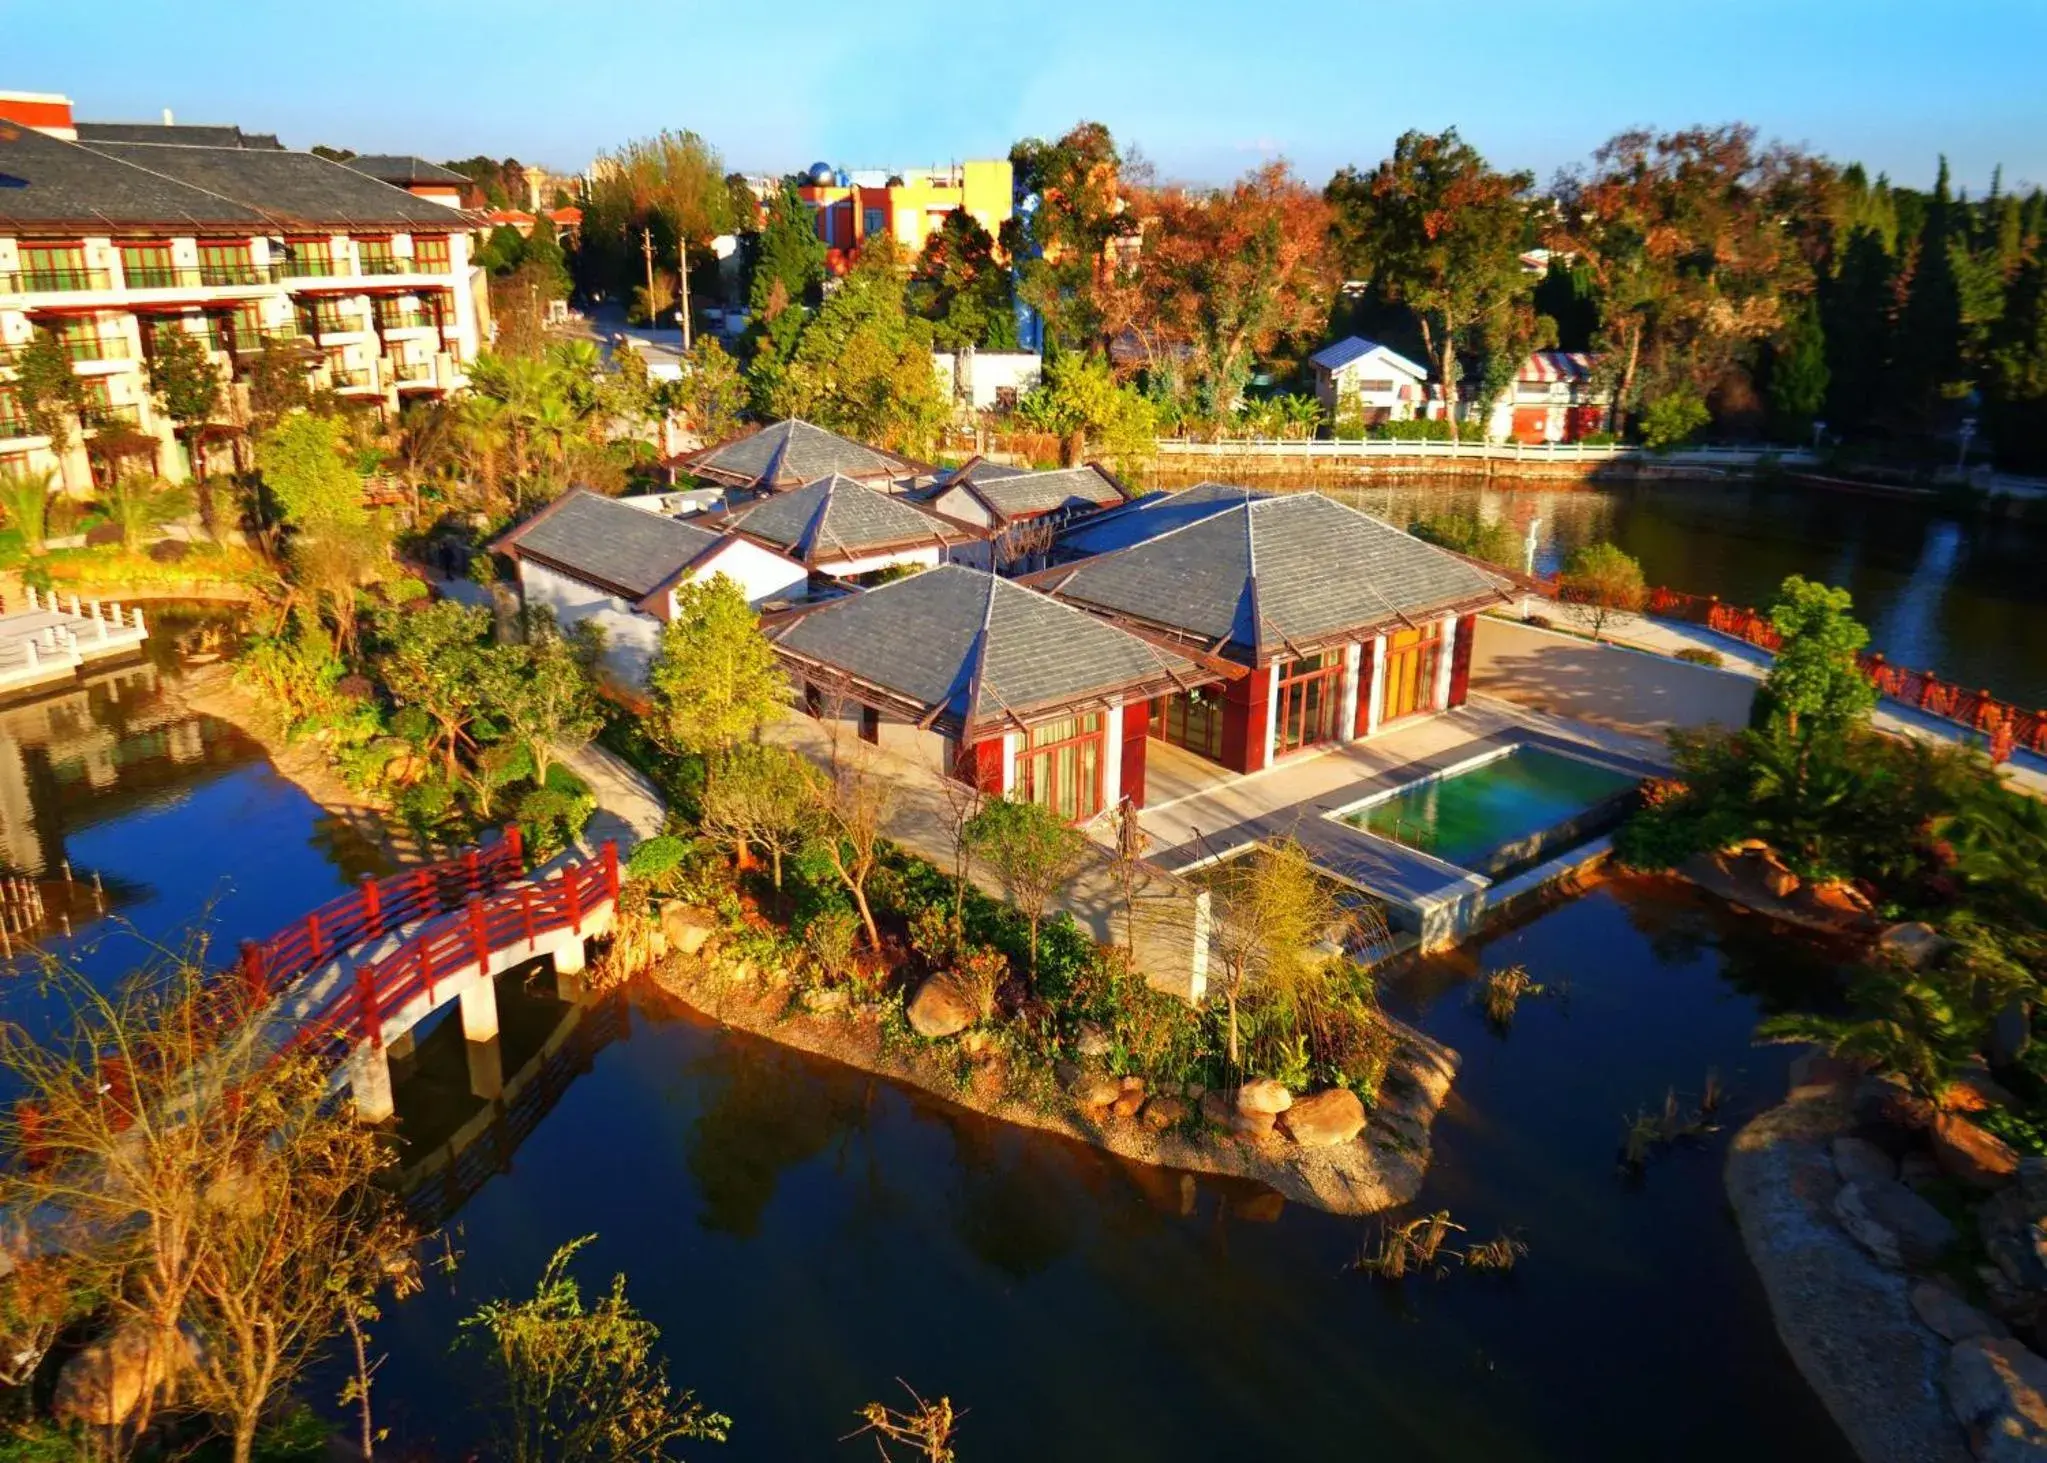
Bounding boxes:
[1154,437,1823,468]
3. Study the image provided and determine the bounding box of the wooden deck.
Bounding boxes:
[0,587,151,696]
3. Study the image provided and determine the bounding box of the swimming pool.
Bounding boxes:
[1340,744,1639,873]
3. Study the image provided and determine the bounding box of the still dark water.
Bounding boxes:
[0,607,1890,1460]
[1197,474,2047,710]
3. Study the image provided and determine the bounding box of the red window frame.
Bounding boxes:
[1016,712,1105,823]
[1274,650,1344,755]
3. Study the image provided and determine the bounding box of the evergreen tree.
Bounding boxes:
[523,213,572,301]
[1985,251,2047,472]
[478,224,527,276]
[1766,297,1830,442]
[908,208,1019,351]
[1895,157,1968,423]
[1821,226,1896,434]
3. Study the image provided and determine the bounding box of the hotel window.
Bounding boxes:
[21,243,102,292]
[1274,649,1345,755]
[1379,623,1444,724]
[282,239,336,277]
[412,236,452,271]
[355,238,401,274]
[1016,712,1105,823]
[0,387,29,435]
[228,303,268,351]
[862,207,887,236]
[197,242,259,285]
[46,317,124,363]
[119,243,184,289]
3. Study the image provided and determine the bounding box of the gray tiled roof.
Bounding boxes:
[78,140,471,229]
[772,564,1198,731]
[680,419,917,489]
[498,490,723,599]
[1044,492,1506,658]
[76,122,283,149]
[0,123,271,229]
[346,155,471,187]
[1056,481,1266,557]
[724,474,954,563]
[950,465,1126,523]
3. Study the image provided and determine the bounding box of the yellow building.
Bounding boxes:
[798,159,1012,271]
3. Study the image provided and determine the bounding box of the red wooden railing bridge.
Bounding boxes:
[283,840,620,1060]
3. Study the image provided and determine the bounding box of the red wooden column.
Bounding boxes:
[1447,613,1478,708]
[1119,698,1150,808]
[1220,665,1273,774]
[1353,639,1378,738]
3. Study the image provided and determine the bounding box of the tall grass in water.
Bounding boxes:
[1475,964,1545,1027]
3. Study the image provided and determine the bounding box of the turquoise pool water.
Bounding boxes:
[1344,744,1637,868]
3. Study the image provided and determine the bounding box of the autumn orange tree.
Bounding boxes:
[1133,161,1336,420]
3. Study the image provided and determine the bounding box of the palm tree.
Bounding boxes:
[0,464,56,555]
[1759,963,1981,1104]
[98,471,191,550]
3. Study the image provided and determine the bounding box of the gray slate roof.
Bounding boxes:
[1042,492,1507,659]
[77,140,471,229]
[496,490,725,600]
[1055,481,1264,557]
[772,564,1198,732]
[945,464,1126,523]
[0,123,271,230]
[680,419,918,489]
[345,155,470,187]
[76,122,283,149]
[723,474,956,563]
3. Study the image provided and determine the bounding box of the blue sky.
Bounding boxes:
[8,0,2043,192]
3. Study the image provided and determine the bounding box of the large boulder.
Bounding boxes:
[1069,1072,1122,1110]
[906,974,980,1039]
[1948,1336,2047,1459]
[1911,1279,2008,1343]
[1833,1178,1959,1268]
[1142,1096,1190,1131]
[1832,1134,1899,1187]
[1236,1079,1293,1116]
[1854,1073,1937,1137]
[54,1323,193,1427]
[1936,1112,2022,1191]
[1202,1090,1277,1140]
[1110,1078,1147,1120]
[659,902,719,957]
[1280,1088,1367,1148]
[1879,921,1948,969]
[1075,1023,1112,1058]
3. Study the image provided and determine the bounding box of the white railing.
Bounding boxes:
[1154,437,1822,468]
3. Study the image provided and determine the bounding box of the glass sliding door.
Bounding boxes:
[1017,713,1105,823]
[1151,690,1224,762]
[1380,623,1443,724]
[1274,650,1344,755]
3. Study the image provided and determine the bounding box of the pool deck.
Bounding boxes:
[1139,699,1669,935]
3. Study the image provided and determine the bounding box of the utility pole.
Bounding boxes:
[640,227,655,328]
[677,235,692,351]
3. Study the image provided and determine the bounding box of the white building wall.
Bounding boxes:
[1365,633,1387,736]
[519,560,662,689]
[933,350,1042,411]
[926,485,994,528]
[817,544,944,579]
[1100,697,1123,808]
[1339,641,1362,742]
[690,539,810,606]
[1433,615,1459,709]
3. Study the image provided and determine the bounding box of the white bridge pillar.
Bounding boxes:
[459,974,500,1043]
[350,1043,395,1125]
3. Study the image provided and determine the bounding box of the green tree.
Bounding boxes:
[1558,541,1647,641]
[256,413,366,533]
[963,796,1087,989]
[909,207,1019,351]
[763,238,949,454]
[1763,575,1876,740]
[12,331,86,496]
[98,471,191,550]
[0,464,55,555]
[1330,129,1533,439]
[144,323,225,530]
[244,336,325,436]
[479,224,528,275]
[671,336,746,444]
[487,613,603,787]
[1895,157,1969,423]
[523,213,573,302]
[1014,352,1156,468]
[1986,251,2047,472]
[462,1236,729,1463]
[1638,391,1710,449]
[375,600,492,780]
[744,182,828,367]
[1765,297,1830,443]
[647,575,787,761]
[698,742,820,889]
[1201,838,1347,1070]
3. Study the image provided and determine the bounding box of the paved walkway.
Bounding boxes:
[563,740,665,854]
[1506,601,2047,800]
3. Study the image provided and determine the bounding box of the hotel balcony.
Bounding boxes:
[356,255,411,279]
[122,261,281,293]
[81,401,144,430]
[385,353,439,390]
[0,266,116,296]
[327,366,381,393]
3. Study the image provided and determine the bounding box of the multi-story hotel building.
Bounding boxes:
[0,92,487,489]
[796,159,1012,273]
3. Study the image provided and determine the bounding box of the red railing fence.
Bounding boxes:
[237,826,524,1001]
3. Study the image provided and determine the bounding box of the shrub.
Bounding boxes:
[515,764,595,859]
[1639,392,1710,450]
[1674,646,1725,668]
[1368,418,1457,442]
[626,835,690,885]
[146,537,191,564]
[801,907,861,988]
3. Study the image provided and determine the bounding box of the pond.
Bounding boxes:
[1158,472,2047,710]
[355,878,1857,1463]
[7,613,1862,1461]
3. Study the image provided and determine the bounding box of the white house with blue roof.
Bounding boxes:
[1308,337,1430,423]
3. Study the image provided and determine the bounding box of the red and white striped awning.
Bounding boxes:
[1518,351,1596,384]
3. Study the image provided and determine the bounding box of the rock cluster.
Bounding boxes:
[1055,1066,1369,1153]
